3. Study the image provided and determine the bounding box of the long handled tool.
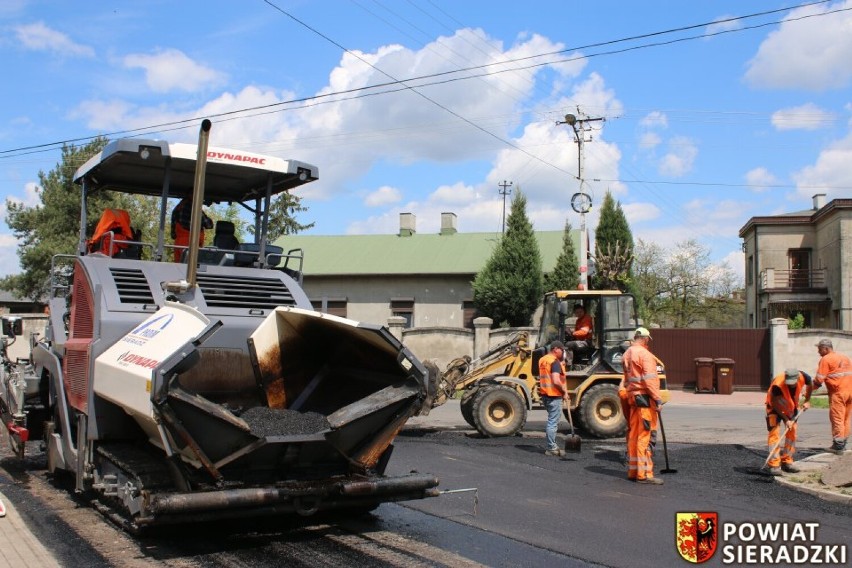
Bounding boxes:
[760,410,804,471]
[658,411,677,474]
[564,399,582,453]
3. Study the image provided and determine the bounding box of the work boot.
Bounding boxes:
[636,477,664,485]
[762,466,783,476]
[829,440,847,454]
[545,448,565,457]
[781,463,801,473]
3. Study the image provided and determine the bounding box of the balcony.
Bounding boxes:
[759,268,827,291]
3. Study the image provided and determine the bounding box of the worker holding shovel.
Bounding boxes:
[623,327,665,485]
[762,368,812,476]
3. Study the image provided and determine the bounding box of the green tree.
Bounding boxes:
[633,239,743,328]
[592,191,634,291]
[632,238,667,323]
[249,193,314,242]
[473,190,542,327]
[2,138,111,300]
[543,220,579,292]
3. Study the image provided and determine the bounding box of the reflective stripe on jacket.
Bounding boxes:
[815,352,852,393]
[622,343,661,402]
[765,373,803,421]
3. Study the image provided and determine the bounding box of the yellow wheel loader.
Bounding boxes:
[432,290,669,438]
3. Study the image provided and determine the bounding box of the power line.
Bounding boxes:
[260,0,581,181]
[2,1,844,159]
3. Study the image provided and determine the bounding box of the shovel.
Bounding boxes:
[658,411,677,474]
[760,410,804,471]
[564,400,582,453]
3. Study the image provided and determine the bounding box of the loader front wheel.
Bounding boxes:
[578,384,626,438]
[459,389,478,428]
[472,385,527,437]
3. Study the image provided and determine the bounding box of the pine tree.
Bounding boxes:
[473,190,542,327]
[3,138,111,300]
[543,220,580,292]
[592,191,634,291]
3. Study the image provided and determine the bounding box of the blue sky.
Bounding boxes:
[2,0,852,281]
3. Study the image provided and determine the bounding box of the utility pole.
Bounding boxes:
[557,109,605,290]
[498,180,513,234]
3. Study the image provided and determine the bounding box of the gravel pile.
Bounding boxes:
[241,407,331,437]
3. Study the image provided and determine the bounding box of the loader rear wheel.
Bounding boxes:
[472,385,526,438]
[578,384,626,438]
[459,389,477,428]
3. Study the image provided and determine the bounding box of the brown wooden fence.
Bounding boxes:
[650,328,770,391]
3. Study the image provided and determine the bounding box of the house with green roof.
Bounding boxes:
[274,212,577,328]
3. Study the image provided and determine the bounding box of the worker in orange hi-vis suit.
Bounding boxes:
[538,341,568,456]
[565,304,593,368]
[623,327,664,485]
[814,339,852,454]
[763,368,813,476]
[170,197,213,262]
[618,375,631,466]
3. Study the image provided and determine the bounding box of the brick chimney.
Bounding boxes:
[399,212,416,237]
[812,193,826,210]
[440,212,457,235]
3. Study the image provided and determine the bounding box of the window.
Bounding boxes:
[747,255,754,285]
[391,298,414,328]
[310,298,347,318]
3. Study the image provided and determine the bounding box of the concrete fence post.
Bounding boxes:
[387,316,407,341]
[769,317,789,379]
[473,317,493,358]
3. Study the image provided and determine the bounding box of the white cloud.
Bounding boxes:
[792,132,852,199]
[640,111,668,129]
[622,202,660,224]
[704,16,741,37]
[18,182,41,207]
[66,28,620,234]
[14,21,94,57]
[658,136,697,177]
[1,182,41,222]
[745,1,852,91]
[69,99,136,130]
[771,103,835,131]
[639,132,661,150]
[0,234,19,277]
[745,167,778,192]
[721,249,745,283]
[123,49,225,93]
[429,182,476,204]
[364,185,402,207]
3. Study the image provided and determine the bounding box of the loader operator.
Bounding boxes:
[565,304,593,368]
[539,341,568,457]
[814,339,852,454]
[762,368,812,476]
[171,197,213,262]
[622,327,664,484]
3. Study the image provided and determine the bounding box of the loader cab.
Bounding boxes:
[536,290,639,373]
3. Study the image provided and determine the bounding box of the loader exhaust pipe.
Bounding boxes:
[185,118,212,286]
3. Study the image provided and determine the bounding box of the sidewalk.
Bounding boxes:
[0,491,61,567]
[666,388,765,406]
